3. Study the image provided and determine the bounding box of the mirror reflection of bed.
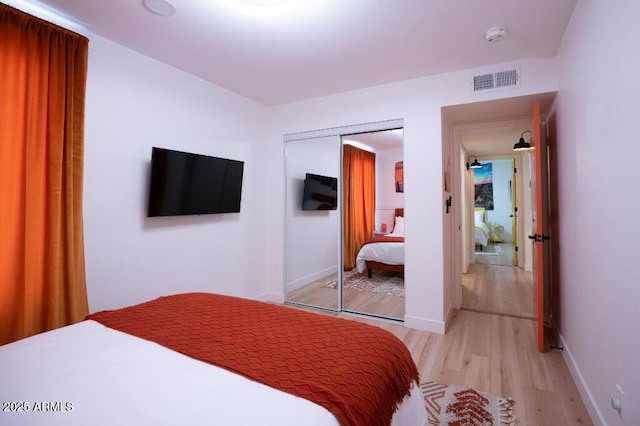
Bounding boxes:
[342,208,404,319]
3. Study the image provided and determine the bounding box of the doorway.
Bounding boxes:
[463,151,532,318]
[461,140,533,319]
[443,93,556,322]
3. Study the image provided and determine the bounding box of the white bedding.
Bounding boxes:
[474,209,490,247]
[475,222,490,247]
[0,320,427,426]
[356,239,404,273]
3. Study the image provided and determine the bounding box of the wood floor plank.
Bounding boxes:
[545,350,594,425]
[437,310,469,372]
[465,309,492,357]
[459,353,491,393]
[514,318,555,392]
[489,316,527,421]
[522,387,568,426]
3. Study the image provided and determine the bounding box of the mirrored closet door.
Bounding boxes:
[285,136,341,310]
[284,124,405,321]
[341,130,405,320]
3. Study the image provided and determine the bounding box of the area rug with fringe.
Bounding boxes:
[321,268,404,297]
[420,381,517,426]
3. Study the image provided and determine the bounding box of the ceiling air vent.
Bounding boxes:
[473,68,520,93]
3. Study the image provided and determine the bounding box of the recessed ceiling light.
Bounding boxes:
[240,0,290,5]
[143,0,177,17]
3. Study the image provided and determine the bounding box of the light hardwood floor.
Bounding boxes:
[285,243,592,424]
[290,307,592,426]
[464,243,534,319]
[287,271,405,319]
[391,310,590,425]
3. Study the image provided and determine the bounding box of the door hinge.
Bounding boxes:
[515,246,518,252]
[514,167,517,173]
[514,206,518,212]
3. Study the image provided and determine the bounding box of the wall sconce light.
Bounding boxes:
[513,130,532,151]
[466,156,482,170]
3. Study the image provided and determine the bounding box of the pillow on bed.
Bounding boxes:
[390,216,404,236]
[474,210,485,224]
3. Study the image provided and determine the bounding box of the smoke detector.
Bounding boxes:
[485,26,506,42]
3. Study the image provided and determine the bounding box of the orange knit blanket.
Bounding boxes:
[87,293,419,426]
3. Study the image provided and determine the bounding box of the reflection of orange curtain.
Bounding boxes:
[343,145,376,270]
[0,5,89,345]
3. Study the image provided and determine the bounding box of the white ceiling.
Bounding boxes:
[22,0,577,106]
[443,92,557,157]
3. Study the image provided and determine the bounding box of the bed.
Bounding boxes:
[356,208,404,277]
[0,293,427,426]
[474,208,490,250]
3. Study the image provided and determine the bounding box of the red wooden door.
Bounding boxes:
[530,101,550,352]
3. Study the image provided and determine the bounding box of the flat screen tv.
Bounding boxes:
[147,147,244,217]
[301,173,338,211]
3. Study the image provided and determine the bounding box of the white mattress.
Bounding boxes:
[0,320,427,426]
[356,240,404,273]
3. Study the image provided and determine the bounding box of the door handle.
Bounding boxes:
[528,234,551,242]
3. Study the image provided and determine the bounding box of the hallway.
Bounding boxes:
[463,243,533,319]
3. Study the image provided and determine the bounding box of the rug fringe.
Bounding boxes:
[498,397,518,424]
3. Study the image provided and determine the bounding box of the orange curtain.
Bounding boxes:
[0,5,89,345]
[343,145,376,270]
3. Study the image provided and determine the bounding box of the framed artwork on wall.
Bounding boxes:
[474,162,494,210]
[395,161,404,193]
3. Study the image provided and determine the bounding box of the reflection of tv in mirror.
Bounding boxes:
[301,173,338,211]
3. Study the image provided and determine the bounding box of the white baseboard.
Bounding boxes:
[404,314,445,334]
[254,292,284,304]
[557,332,605,426]
[444,304,454,332]
[286,266,337,292]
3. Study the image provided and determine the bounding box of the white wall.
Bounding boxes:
[83,36,270,312]
[265,56,559,333]
[554,0,640,424]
